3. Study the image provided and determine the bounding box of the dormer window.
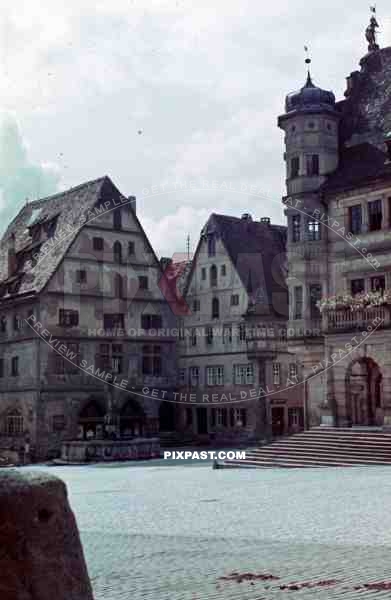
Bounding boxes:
[31,225,41,243]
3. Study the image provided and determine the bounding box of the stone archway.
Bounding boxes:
[78,399,105,440]
[120,397,146,438]
[346,358,383,426]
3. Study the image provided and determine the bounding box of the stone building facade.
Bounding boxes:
[177,213,303,443]
[0,176,177,460]
[278,24,391,428]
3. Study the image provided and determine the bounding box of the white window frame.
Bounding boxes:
[189,367,199,387]
[234,364,254,385]
[206,366,224,386]
[272,363,281,385]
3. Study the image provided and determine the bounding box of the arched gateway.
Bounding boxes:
[346,358,382,426]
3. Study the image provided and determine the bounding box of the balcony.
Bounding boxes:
[324,306,391,334]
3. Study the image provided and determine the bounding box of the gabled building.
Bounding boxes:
[177,212,303,442]
[278,15,391,428]
[0,176,177,460]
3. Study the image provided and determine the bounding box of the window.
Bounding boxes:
[141,314,162,330]
[128,241,135,255]
[231,408,247,427]
[113,241,122,264]
[215,407,227,426]
[291,156,300,178]
[5,411,24,436]
[201,268,206,281]
[185,407,193,426]
[45,218,57,239]
[371,276,386,293]
[113,208,122,230]
[349,205,362,235]
[59,309,79,327]
[54,343,80,375]
[206,326,213,345]
[0,316,6,333]
[142,345,162,376]
[114,274,125,299]
[292,215,301,242]
[0,358,3,377]
[207,235,216,257]
[306,219,321,241]
[272,363,281,385]
[103,313,124,329]
[223,325,232,344]
[206,366,224,386]
[179,368,186,385]
[234,364,254,385]
[306,154,319,176]
[212,297,219,319]
[13,315,22,331]
[138,276,149,290]
[368,199,383,231]
[238,323,246,342]
[112,344,123,374]
[210,265,217,287]
[190,366,199,386]
[97,344,110,371]
[294,286,303,319]
[11,356,19,376]
[309,284,322,318]
[192,299,200,312]
[191,328,197,346]
[76,270,87,284]
[93,237,104,251]
[289,363,298,380]
[221,265,226,276]
[288,408,302,428]
[351,279,365,296]
[231,294,239,306]
[52,415,66,432]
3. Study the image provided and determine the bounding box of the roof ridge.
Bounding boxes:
[29,175,109,207]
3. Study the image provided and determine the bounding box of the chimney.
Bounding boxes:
[128,195,136,213]
[8,234,17,278]
[260,217,271,225]
[241,213,252,221]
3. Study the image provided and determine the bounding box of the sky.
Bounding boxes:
[0,1,390,257]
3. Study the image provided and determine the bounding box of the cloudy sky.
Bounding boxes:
[0,1,390,256]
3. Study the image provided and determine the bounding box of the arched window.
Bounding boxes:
[210,265,217,287]
[114,274,124,299]
[212,297,219,319]
[113,241,122,264]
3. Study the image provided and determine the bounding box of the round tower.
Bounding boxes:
[278,70,340,197]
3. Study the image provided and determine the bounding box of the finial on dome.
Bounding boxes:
[304,46,314,87]
[365,6,380,52]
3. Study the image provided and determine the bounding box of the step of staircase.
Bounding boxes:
[222,427,391,469]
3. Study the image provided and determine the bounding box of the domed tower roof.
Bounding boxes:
[285,72,336,114]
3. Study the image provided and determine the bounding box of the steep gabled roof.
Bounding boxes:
[321,143,391,195]
[0,176,128,300]
[185,213,288,317]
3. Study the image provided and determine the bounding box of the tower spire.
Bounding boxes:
[304,46,314,87]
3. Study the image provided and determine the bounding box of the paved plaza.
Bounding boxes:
[29,460,391,599]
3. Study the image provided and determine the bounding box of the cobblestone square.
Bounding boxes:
[29,461,391,599]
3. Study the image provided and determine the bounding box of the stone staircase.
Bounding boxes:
[223,427,391,468]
